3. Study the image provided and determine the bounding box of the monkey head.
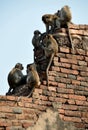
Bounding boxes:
[26,63,37,74]
[42,14,58,24]
[15,63,24,70]
[34,30,41,35]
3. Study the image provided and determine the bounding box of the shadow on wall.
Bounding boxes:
[27,108,78,130]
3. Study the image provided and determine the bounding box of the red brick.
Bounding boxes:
[58,83,66,88]
[6,96,17,101]
[49,81,58,86]
[5,114,16,120]
[48,76,55,81]
[40,95,48,101]
[69,94,86,101]
[82,112,88,118]
[51,66,60,72]
[49,71,56,76]
[57,88,74,94]
[77,76,85,81]
[65,110,81,117]
[60,68,79,75]
[60,57,77,64]
[80,71,88,76]
[48,86,56,92]
[62,104,78,110]
[60,47,70,53]
[57,94,68,99]
[64,116,81,123]
[85,56,88,61]
[58,62,71,68]
[67,99,75,105]
[76,55,84,60]
[22,122,32,128]
[72,80,80,85]
[58,109,65,114]
[55,97,66,103]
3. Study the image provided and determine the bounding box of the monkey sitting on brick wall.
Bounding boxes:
[7,63,26,95]
[42,5,74,51]
[41,34,58,86]
[26,63,41,97]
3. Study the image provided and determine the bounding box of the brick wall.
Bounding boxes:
[0,24,88,130]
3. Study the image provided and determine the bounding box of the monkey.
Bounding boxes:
[42,5,74,51]
[42,34,58,86]
[32,30,41,49]
[7,63,26,94]
[55,5,74,51]
[42,14,59,33]
[32,30,43,61]
[26,63,41,97]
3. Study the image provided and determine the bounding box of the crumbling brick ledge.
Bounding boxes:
[0,24,88,130]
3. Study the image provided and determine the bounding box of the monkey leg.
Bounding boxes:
[67,23,74,52]
[27,86,35,98]
[46,53,54,86]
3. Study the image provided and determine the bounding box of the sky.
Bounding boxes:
[0,0,88,95]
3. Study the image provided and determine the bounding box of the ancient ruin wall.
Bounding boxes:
[0,24,88,130]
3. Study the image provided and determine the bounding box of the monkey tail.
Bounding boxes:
[67,22,74,53]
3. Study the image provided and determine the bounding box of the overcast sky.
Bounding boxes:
[0,0,88,95]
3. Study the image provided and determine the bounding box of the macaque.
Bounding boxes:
[55,5,74,51]
[42,14,59,33]
[26,63,41,97]
[42,34,58,86]
[32,30,41,49]
[7,63,26,94]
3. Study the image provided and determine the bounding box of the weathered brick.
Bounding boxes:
[81,81,88,87]
[72,80,80,85]
[57,88,74,94]
[60,47,70,53]
[58,62,71,68]
[65,110,81,117]
[68,74,76,80]
[60,68,79,75]
[80,71,88,76]
[58,83,66,88]
[48,86,56,92]
[60,57,77,64]
[62,104,78,110]
[85,56,88,61]
[67,99,75,105]
[48,76,55,81]
[78,60,87,66]
[64,116,81,123]
[69,94,86,101]
[51,66,60,72]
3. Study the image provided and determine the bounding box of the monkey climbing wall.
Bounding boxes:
[0,24,88,130]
